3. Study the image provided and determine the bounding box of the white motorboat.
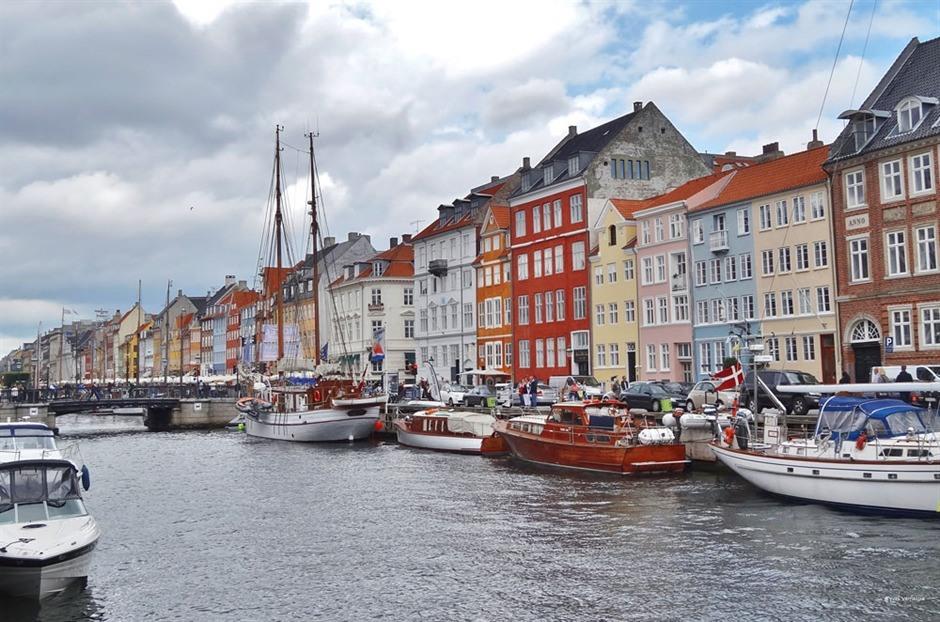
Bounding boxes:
[394,410,507,454]
[0,423,99,599]
[711,395,940,516]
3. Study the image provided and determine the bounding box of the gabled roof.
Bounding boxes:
[487,205,510,231]
[412,212,475,242]
[692,147,829,213]
[609,198,651,220]
[828,36,940,162]
[331,243,414,286]
[641,171,734,212]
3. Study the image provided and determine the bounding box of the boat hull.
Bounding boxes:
[396,425,484,454]
[0,540,97,599]
[711,443,940,515]
[246,406,381,442]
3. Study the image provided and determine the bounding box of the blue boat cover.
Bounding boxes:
[815,396,929,439]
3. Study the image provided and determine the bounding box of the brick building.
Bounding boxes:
[826,36,940,382]
[474,205,513,375]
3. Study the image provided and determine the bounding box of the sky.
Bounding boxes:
[1,0,939,353]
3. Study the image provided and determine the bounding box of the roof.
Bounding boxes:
[700,152,756,173]
[692,147,829,212]
[412,211,474,242]
[331,243,414,287]
[609,198,651,220]
[640,171,734,212]
[488,205,510,230]
[828,36,940,163]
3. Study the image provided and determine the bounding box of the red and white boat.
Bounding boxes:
[493,399,687,474]
[395,410,508,455]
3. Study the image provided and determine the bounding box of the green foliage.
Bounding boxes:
[0,372,30,387]
[722,357,738,370]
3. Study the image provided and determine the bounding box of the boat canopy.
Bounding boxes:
[0,459,81,512]
[815,397,930,440]
[446,412,496,437]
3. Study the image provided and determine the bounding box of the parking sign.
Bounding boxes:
[884,336,894,353]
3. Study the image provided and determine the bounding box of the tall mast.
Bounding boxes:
[307,131,320,366]
[274,125,285,364]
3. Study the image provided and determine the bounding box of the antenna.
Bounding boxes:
[410,219,423,232]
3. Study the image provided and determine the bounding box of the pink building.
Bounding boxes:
[635,173,732,382]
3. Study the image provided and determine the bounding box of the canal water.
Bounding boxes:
[6,423,940,622]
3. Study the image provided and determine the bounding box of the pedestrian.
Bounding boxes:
[528,377,539,407]
[839,370,851,384]
[895,365,914,403]
[568,379,580,401]
[518,381,527,407]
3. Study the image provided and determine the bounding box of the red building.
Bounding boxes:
[226,290,260,373]
[509,103,712,380]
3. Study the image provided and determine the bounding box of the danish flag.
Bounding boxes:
[712,362,744,391]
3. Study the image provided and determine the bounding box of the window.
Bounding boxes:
[518,340,530,368]
[533,252,543,278]
[803,336,815,360]
[593,266,603,285]
[419,310,428,333]
[517,254,528,280]
[759,204,772,230]
[624,300,636,323]
[761,250,774,276]
[532,206,542,234]
[465,303,473,328]
[785,337,798,361]
[850,237,870,282]
[607,263,617,283]
[573,287,586,319]
[897,98,923,133]
[814,241,828,268]
[545,291,554,322]
[795,244,809,270]
[792,196,806,223]
[695,261,707,286]
[658,297,669,324]
[911,152,933,195]
[543,203,552,230]
[403,287,414,306]
[556,289,565,321]
[673,295,689,322]
[737,208,750,235]
[595,303,605,325]
[881,160,904,201]
[692,219,703,244]
[742,295,755,320]
[371,288,382,305]
[698,342,712,374]
[740,253,752,279]
[505,342,512,366]
[623,259,634,280]
[764,292,777,317]
[922,307,940,347]
[816,286,831,312]
[775,200,788,226]
[505,297,512,325]
[726,297,740,321]
[644,299,656,325]
[646,344,657,371]
[404,319,414,338]
[518,296,529,325]
[610,343,620,367]
[656,255,667,283]
[810,191,826,220]
[570,194,583,223]
[545,338,555,368]
[766,337,780,361]
[653,218,663,242]
[845,170,866,209]
[483,237,492,253]
[515,211,526,237]
[709,258,722,284]
[891,308,912,348]
[778,247,791,273]
[917,225,938,273]
[572,242,586,270]
[554,200,563,228]
[642,257,654,285]
[798,288,812,315]
[696,300,709,324]
[886,230,908,276]
[534,338,545,368]
[557,337,566,368]
[781,290,794,316]
[484,267,493,287]
[710,299,724,323]
[608,302,618,324]
[660,344,671,370]
[450,304,458,328]
[669,213,684,239]
[596,343,606,367]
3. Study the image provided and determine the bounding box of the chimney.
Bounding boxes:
[522,156,531,170]
[323,236,335,247]
[389,236,399,248]
[807,129,824,149]
[633,101,643,112]
[757,141,784,162]
[402,234,412,243]
[568,125,578,137]
[238,280,247,288]
[224,275,236,286]
[724,151,737,158]
[348,232,359,241]
[491,175,499,183]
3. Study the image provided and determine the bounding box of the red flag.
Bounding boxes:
[712,362,743,391]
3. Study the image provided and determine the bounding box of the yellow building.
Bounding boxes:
[589,199,644,387]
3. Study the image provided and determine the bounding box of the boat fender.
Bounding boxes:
[723,426,735,447]
[855,432,868,451]
[81,465,91,491]
[662,413,676,428]
[313,389,322,402]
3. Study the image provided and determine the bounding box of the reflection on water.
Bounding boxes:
[4,428,940,621]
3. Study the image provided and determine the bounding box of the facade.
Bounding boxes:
[474,206,513,375]
[226,290,260,373]
[413,175,519,382]
[826,36,940,382]
[113,304,147,380]
[510,103,712,381]
[330,237,415,381]
[636,173,733,383]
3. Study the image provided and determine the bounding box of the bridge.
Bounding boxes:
[1,397,238,431]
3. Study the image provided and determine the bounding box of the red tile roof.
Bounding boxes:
[609,198,651,220]
[331,243,414,286]
[489,205,510,230]
[412,212,474,241]
[693,146,829,212]
[643,171,734,210]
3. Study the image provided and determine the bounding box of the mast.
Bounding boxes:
[274,125,285,364]
[307,131,320,366]
[163,279,171,384]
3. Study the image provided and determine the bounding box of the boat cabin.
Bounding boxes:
[0,424,57,453]
[814,397,932,442]
[0,459,87,525]
[547,399,637,430]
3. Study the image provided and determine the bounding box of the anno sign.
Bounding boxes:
[845,213,869,230]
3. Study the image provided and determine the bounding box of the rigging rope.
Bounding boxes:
[815,0,855,131]
[849,0,877,109]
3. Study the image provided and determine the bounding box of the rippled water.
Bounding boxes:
[5,423,940,621]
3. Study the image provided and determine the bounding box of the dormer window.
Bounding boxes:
[852,115,878,150]
[521,171,533,192]
[543,165,554,186]
[373,262,385,277]
[897,98,924,133]
[568,155,579,176]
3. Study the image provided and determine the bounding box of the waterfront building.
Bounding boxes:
[510,103,712,381]
[199,276,246,377]
[474,206,513,376]
[113,304,147,380]
[153,292,207,379]
[226,290,260,374]
[635,173,733,383]
[825,36,940,382]
[239,304,257,366]
[330,236,415,381]
[413,175,519,382]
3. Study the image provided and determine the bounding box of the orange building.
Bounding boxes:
[474,205,513,375]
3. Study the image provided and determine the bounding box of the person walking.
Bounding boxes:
[518,381,527,407]
[839,370,851,384]
[528,377,539,407]
[895,365,914,403]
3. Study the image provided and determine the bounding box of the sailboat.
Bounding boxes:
[238,126,388,442]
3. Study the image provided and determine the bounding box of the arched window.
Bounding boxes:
[897,98,924,133]
[850,319,880,343]
[608,224,617,246]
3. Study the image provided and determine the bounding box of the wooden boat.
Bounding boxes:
[395,410,508,455]
[493,399,687,474]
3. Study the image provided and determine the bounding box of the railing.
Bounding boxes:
[428,258,449,276]
[671,275,688,292]
[709,230,729,252]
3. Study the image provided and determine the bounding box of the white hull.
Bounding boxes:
[246,406,381,442]
[396,428,484,454]
[711,444,940,515]
[0,545,95,599]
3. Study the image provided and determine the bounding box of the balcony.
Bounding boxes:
[368,303,384,313]
[709,230,729,253]
[428,258,449,277]
[671,274,688,292]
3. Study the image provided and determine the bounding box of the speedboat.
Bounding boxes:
[493,399,687,474]
[394,410,508,455]
[0,423,99,599]
[711,396,940,516]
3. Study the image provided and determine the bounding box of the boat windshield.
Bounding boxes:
[815,408,867,436]
[882,411,929,436]
[0,428,56,451]
[0,463,86,524]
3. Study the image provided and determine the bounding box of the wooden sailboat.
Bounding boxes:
[239,126,388,442]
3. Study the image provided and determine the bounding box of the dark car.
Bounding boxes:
[462,385,495,407]
[739,370,821,415]
[619,381,686,412]
[652,381,693,398]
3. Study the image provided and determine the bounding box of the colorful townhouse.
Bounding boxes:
[825,36,940,382]
[635,173,733,383]
[226,290,261,374]
[509,103,712,381]
[589,198,644,385]
[474,205,513,375]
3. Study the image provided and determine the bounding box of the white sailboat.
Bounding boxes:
[239,127,387,442]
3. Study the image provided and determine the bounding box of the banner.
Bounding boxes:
[370,326,385,362]
[712,362,744,392]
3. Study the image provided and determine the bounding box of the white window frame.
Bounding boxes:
[737,208,750,235]
[920,305,940,349]
[910,151,934,196]
[916,224,939,274]
[889,306,913,350]
[885,229,909,278]
[880,159,905,202]
[845,169,866,210]
[849,235,871,283]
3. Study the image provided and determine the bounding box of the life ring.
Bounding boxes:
[723,426,735,447]
[855,432,868,451]
[313,389,322,402]
[236,396,271,413]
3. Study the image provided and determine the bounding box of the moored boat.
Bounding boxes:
[493,399,687,474]
[394,410,508,455]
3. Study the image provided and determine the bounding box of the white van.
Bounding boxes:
[874,365,940,383]
[547,375,603,398]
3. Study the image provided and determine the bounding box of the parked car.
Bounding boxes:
[440,383,471,406]
[685,380,738,412]
[739,370,821,415]
[548,375,603,398]
[653,381,694,398]
[462,385,496,407]
[619,381,686,412]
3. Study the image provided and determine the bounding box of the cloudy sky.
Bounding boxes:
[1,0,938,352]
